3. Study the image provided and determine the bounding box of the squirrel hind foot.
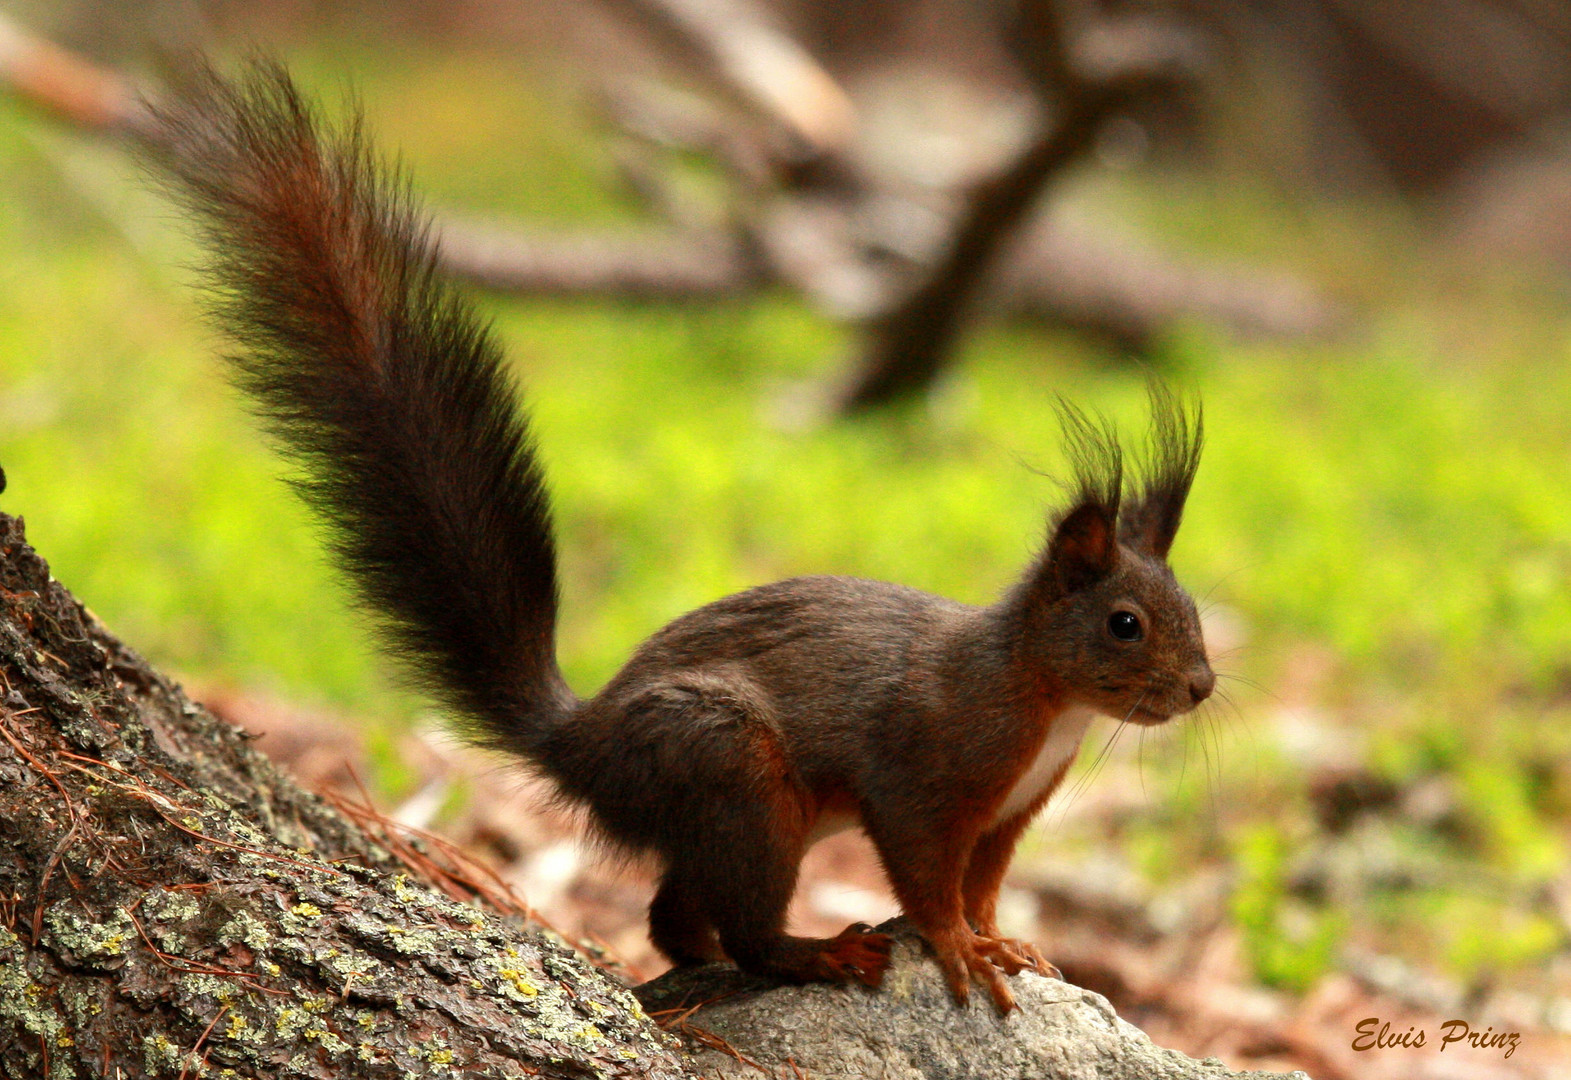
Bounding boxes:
[814,925,893,988]
[732,927,893,989]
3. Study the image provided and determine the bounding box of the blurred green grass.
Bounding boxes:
[3,46,1570,996]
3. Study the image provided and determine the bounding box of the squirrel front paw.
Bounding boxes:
[928,930,1057,1013]
[973,933,1060,979]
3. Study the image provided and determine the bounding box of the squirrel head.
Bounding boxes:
[1008,386,1212,726]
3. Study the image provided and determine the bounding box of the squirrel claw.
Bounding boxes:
[980,935,1059,979]
[970,929,1057,978]
[929,930,1060,1013]
[930,934,1020,1014]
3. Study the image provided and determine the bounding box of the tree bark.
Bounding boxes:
[0,510,692,1080]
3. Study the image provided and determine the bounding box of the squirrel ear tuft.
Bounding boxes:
[1120,385,1202,560]
[1031,396,1124,596]
[1045,501,1118,594]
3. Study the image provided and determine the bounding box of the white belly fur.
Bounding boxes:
[991,704,1097,825]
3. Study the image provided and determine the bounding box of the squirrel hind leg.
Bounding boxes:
[691,817,891,988]
[648,871,724,966]
[618,681,890,986]
[661,776,890,987]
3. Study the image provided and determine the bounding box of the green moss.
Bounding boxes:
[0,959,66,1054]
[1229,823,1344,993]
[326,949,380,977]
[178,972,241,1006]
[148,891,203,923]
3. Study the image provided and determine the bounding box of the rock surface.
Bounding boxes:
[638,922,1313,1080]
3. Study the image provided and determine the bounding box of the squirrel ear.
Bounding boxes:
[1120,487,1186,560]
[1044,501,1118,594]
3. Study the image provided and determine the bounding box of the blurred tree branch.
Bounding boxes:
[841,1,1204,411]
[0,6,1340,419]
[0,11,152,136]
[595,0,858,164]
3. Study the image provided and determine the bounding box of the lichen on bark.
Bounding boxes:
[0,511,691,1080]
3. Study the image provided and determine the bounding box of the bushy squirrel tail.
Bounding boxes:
[150,61,575,753]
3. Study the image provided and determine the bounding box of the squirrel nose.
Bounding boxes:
[1188,667,1215,705]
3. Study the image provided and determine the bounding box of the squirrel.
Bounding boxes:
[147,62,1213,1014]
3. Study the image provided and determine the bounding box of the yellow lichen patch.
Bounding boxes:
[144,1032,183,1076]
[391,874,417,903]
[41,905,133,962]
[410,1035,456,1069]
[494,968,540,999]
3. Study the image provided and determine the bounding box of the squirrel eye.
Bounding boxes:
[1108,610,1143,642]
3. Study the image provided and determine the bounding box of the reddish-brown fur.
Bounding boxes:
[153,63,1213,1015]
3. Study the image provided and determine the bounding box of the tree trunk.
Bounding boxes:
[0,511,692,1080]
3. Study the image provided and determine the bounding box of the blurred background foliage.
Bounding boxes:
[3,0,1571,1024]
